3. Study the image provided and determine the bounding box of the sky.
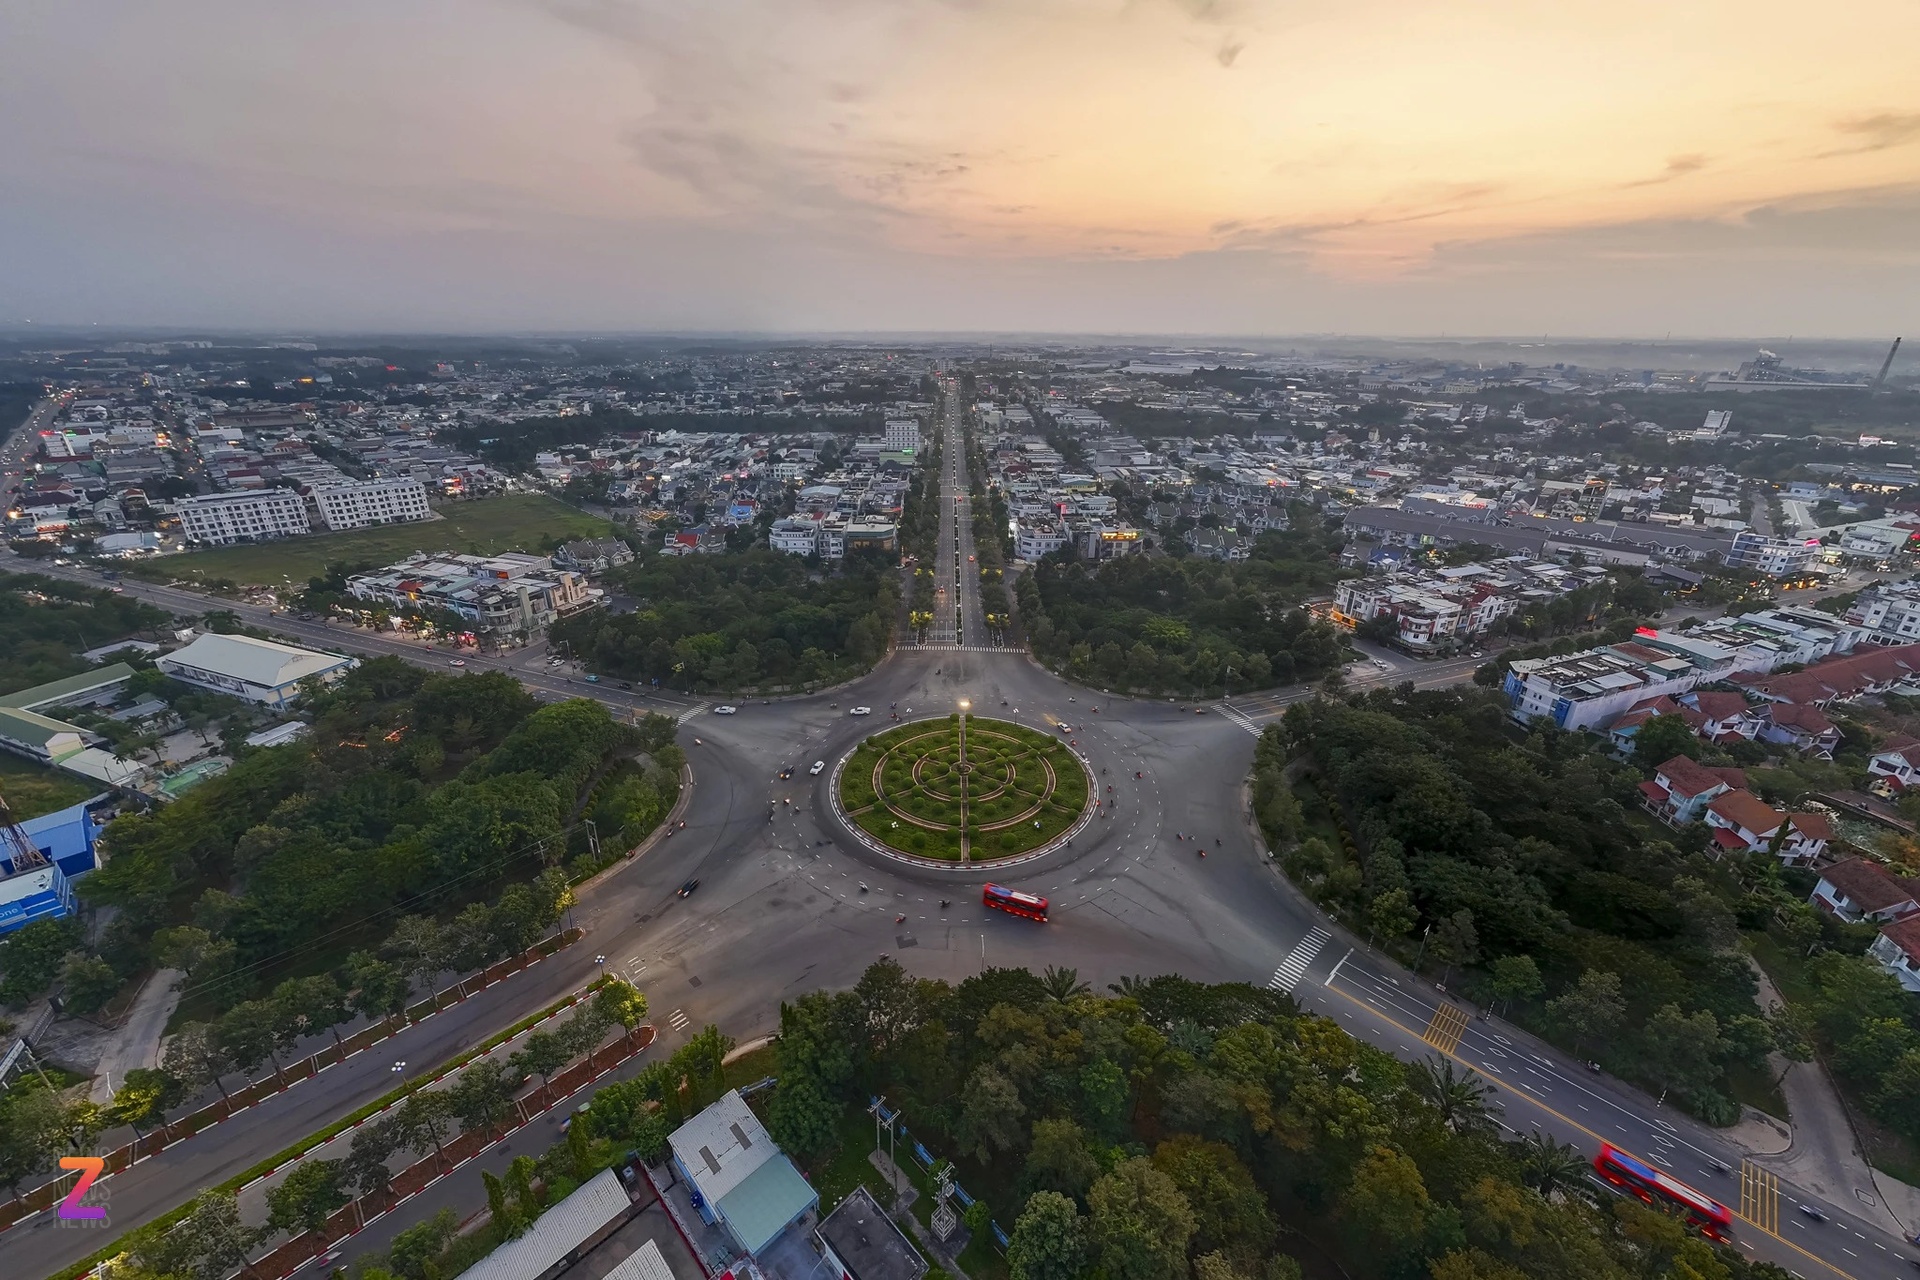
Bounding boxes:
[3,0,1918,338]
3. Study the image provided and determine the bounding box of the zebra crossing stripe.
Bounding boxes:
[1217,705,1262,737]
[675,704,708,724]
[1266,927,1331,993]
[668,1009,690,1031]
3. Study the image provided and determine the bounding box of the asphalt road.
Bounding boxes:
[4,559,1914,1280]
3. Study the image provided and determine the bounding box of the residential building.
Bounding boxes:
[1810,858,1920,924]
[346,552,596,640]
[175,489,311,545]
[1504,632,1737,730]
[1015,520,1069,561]
[883,418,921,452]
[552,537,635,574]
[1726,530,1821,579]
[816,1186,929,1280]
[1734,642,1920,707]
[1868,734,1920,792]
[1869,917,1920,994]
[667,1090,819,1260]
[1639,755,1746,825]
[157,633,359,706]
[1332,566,1528,652]
[1757,703,1842,759]
[1845,579,1920,646]
[309,478,432,531]
[1702,790,1830,864]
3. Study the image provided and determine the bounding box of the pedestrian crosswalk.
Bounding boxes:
[1218,705,1262,737]
[911,642,1011,653]
[1421,1002,1472,1054]
[675,703,708,724]
[1267,927,1331,993]
[667,1008,690,1032]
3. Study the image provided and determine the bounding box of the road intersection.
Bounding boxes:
[5,525,1915,1279]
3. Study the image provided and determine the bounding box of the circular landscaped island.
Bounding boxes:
[837,715,1093,862]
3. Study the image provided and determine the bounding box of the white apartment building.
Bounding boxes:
[883,418,921,452]
[311,478,432,531]
[1847,579,1920,646]
[768,515,897,560]
[175,490,312,545]
[1016,521,1069,561]
[1727,530,1821,578]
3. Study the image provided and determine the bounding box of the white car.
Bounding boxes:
[850,706,872,716]
[1371,658,1392,671]
[808,760,826,776]
[714,705,738,715]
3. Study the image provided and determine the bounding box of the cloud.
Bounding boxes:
[1621,153,1709,187]
[1823,111,1920,156]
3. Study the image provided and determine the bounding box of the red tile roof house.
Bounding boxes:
[1866,733,1920,793]
[1871,916,1920,994]
[1733,642,1920,708]
[1756,702,1841,760]
[1701,790,1833,865]
[1606,695,1685,755]
[1680,690,1764,744]
[1810,857,1920,925]
[1639,755,1747,826]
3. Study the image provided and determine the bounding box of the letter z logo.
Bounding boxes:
[58,1157,106,1219]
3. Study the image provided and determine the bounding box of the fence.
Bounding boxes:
[868,1095,1006,1253]
[0,927,583,1235]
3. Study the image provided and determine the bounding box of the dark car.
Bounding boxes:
[678,879,700,898]
[619,681,633,690]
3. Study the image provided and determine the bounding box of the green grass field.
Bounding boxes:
[139,495,617,587]
[0,754,99,821]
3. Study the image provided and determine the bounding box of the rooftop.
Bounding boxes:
[160,633,353,690]
[817,1186,929,1280]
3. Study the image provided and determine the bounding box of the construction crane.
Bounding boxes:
[0,786,50,873]
[1873,337,1903,390]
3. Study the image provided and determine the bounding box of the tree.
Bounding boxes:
[1341,1145,1429,1252]
[447,1060,521,1137]
[265,1158,349,1238]
[1547,970,1626,1054]
[1368,888,1417,945]
[343,951,412,1030]
[1026,1118,1102,1201]
[1486,954,1543,1015]
[1632,714,1700,773]
[59,953,122,1015]
[133,1190,258,1280]
[346,1118,400,1200]
[274,973,349,1049]
[512,1029,572,1106]
[957,1065,1026,1161]
[1086,1157,1196,1280]
[1007,1190,1089,1280]
[1079,1056,1130,1142]
[767,1071,840,1158]
[108,1066,187,1138]
[218,999,295,1088]
[1428,909,1480,982]
[1150,1135,1272,1267]
[1039,965,1090,1002]
[1514,1132,1586,1201]
[594,978,649,1031]
[1409,1058,1499,1134]
[388,1207,459,1280]
[393,1090,455,1173]
[163,1021,234,1101]
[1642,1003,1723,1095]
[0,1087,68,1195]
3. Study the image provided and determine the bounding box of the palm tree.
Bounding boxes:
[1516,1132,1588,1202]
[1410,1057,1499,1134]
[1040,966,1090,1002]
[1107,975,1147,998]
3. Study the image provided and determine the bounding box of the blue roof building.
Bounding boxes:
[10,801,102,880]
[668,1089,818,1260]
[0,865,76,935]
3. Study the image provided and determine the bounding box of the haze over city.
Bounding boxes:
[4,0,1919,335]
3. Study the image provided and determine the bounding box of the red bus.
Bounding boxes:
[983,884,1049,922]
[1593,1143,1732,1242]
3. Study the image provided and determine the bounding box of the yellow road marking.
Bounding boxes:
[1741,1161,1780,1234]
[1318,982,1854,1280]
[1421,1002,1471,1054]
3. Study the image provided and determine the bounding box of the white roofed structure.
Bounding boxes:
[157,633,357,707]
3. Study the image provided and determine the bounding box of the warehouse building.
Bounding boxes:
[157,633,357,706]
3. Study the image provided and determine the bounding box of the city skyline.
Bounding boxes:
[4,0,1918,336]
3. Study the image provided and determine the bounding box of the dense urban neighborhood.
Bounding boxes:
[1,335,1919,1280]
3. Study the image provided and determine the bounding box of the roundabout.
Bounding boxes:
[836,712,1094,863]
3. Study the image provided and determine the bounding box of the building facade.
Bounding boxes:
[175,490,311,545]
[310,478,432,531]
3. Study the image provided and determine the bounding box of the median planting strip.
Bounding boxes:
[44,976,624,1280]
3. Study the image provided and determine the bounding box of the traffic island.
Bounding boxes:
[836,714,1092,863]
